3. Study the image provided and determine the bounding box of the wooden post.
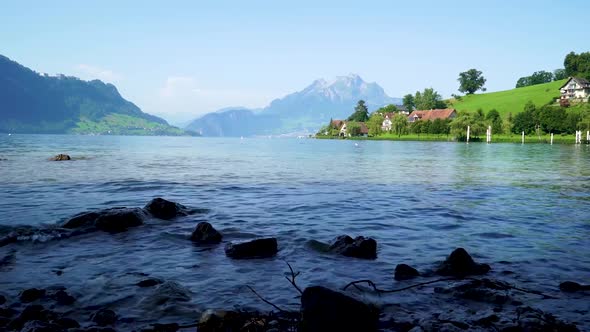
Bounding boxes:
[487,125,491,143]
[466,126,470,143]
[522,131,525,144]
[587,130,589,142]
[550,133,553,145]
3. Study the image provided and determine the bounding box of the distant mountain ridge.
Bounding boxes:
[0,54,187,135]
[186,74,401,136]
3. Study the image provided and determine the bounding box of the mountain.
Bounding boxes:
[0,54,189,135]
[186,74,401,136]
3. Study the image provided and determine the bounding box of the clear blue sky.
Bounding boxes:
[1,0,589,124]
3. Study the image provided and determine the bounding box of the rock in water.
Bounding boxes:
[301,286,379,332]
[136,278,163,288]
[224,238,278,259]
[62,207,146,233]
[49,154,71,161]
[91,308,117,326]
[394,264,420,280]
[52,290,75,305]
[198,310,242,332]
[144,198,189,220]
[559,281,590,292]
[328,235,377,259]
[436,248,490,277]
[20,288,46,303]
[190,222,222,244]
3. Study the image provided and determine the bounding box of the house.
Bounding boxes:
[560,77,590,101]
[338,121,369,137]
[408,109,457,122]
[381,113,395,131]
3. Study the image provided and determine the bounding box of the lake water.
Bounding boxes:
[1,135,589,329]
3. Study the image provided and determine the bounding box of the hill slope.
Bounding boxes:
[449,80,566,117]
[186,74,401,136]
[0,54,187,135]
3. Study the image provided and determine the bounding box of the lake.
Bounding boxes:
[1,135,589,329]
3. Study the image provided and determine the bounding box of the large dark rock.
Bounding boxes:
[62,207,147,233]
[225,238,278,259]
[190,222,222,244]
[136,278,163,288]
[559,281,590,292]
[49,154,71,161]
[328,235,377,259]
[394,264,420,280]
[51,290,75,305]
[20,288,46,303]
[91,308,117,326]
[436,248,490,277]
[144,198,189,220]
[301,286,379,332]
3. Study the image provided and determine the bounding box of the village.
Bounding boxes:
[319,76,590,143]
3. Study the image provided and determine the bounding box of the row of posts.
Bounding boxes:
[466,126,589,144]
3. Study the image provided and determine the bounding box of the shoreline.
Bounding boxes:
[315,134,587,144]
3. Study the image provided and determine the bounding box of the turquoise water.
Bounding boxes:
[0,135,589,328]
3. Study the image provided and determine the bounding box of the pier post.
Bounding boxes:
[466,126,470,143]
[487,125,491,143]
[550,133,553,145]
[522,131,524,144]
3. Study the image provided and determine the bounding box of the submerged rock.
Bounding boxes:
[301,286,379,332]
[190,222,222,244]
[225,238,278,259]
[394,264,420,280]
[503,306,580,331]
[144,198,189,220]
[328,235,377,259]
[139,281,191,307]
[62,207,147,233]
[49,154,71,161]
[559,281,590,293]
[198,310,243,332]
[434,279,511,305]
[136,278,163,288]
[91,308,117,326]
[436,248,490,277]
[20,288,46,303]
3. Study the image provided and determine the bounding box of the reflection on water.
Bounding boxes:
[0,135,589,328]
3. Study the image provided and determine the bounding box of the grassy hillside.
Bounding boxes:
[448,79,566,117]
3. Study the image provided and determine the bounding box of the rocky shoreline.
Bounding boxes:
[1,198,588,331]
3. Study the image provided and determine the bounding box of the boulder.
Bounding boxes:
[328,235,377,259]
[51,290,75,305]
[49,154,71,161]
[91,309,117,326]
[300,286,379,332]
[224,238,278,259]
[559,281,590,292]
[20,288,46,303]
[394,264,420,280]
[62,207,147,233]
[198,310,243,332]
[190,222,222,244]
[436,248,490,277]
[144,198,189,220]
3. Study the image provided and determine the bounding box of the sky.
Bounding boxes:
[1,0,589,125]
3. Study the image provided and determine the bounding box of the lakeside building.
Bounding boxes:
[407,109,457,123]
[560,77,590,101]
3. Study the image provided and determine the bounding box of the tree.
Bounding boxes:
[346,122,362,136]
[376,104,398,114]
[391,114,408,137]
[512,101,538,134]
[504,112,514,135]
[402,94,415,112]
[347,100,369,122]
[564,51,590,79]
[366,112,384,136]
[414,88,446,110]
[450,112,486,140]
[553,68,568,81]
[458,69,486,94]
[515,71,554,88]
[485,109,503,134]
